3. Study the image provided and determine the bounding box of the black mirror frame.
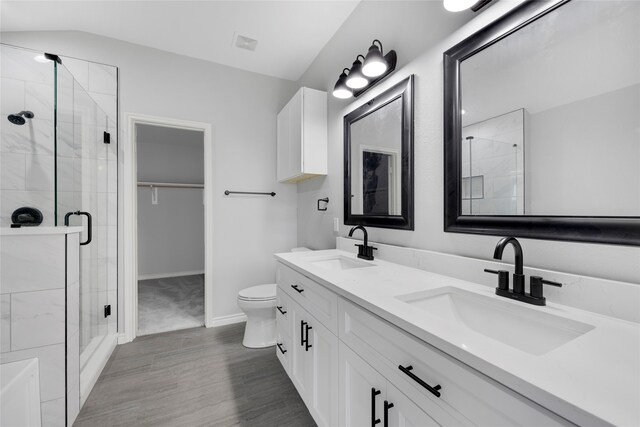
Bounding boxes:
[443,0,639,246]
[344,75,414,230]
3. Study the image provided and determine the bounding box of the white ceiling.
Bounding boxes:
[0,1,360,81]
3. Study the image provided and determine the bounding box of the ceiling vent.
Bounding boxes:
[233,33,258,52]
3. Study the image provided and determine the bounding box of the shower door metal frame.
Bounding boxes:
[123,113,213,343]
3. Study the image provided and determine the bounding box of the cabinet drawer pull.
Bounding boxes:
[383,401,394,427]
[398,365,442,398]
[291,284,304,293]
[371,388,381,426]
[276,306,287,315]
[276,343,287,354]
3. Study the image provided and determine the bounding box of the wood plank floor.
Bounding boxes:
[74,323,316,427]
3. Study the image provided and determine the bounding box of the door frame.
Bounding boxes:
[122,113,213,343]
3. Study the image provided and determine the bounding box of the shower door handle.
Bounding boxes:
[64,211,93,245]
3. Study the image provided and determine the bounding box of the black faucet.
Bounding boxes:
[348,226,377,261]
[493,236,525,294]
[484,237,562,306]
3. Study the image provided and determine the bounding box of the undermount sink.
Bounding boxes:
[309,255,374,271]
[396,287,594,355]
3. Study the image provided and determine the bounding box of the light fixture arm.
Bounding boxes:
[372,39,384,54]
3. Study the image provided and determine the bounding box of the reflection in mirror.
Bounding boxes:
[350,97,402,215]
[460,0,639,217]
[344,75,413,230]
[461,109,524,215]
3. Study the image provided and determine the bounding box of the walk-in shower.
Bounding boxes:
[0,44,119,409]
[461,135,524,215]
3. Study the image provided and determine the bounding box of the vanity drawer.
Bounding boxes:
[339,298,571,427]
[277,263,338,333]
[276,287,292,334]
[276,328,291,374]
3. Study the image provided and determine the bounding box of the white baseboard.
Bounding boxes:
[117,333,130,345]
[138,270,204,281]
[207,313,247,328]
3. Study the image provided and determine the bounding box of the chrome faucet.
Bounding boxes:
[348,226,377,261]
[485,237,562,306]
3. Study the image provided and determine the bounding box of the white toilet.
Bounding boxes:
[238,247,310,348]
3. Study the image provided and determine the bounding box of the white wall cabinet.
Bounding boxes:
[276,87,327,183]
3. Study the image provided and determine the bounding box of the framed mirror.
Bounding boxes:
[344,75,414,230]
[444,0,639,246]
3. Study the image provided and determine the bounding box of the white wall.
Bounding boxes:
[295,1,640,284]
[136,124,204,278]
[1,30,300,325]
[527,85,640,216]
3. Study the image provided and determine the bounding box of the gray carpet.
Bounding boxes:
[138,274,204,336]
[74,323,316,427]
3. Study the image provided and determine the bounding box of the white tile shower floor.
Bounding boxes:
[137,274,204,336]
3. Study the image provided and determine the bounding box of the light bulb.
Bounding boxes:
[346,56,368,89]
[443,0,476,12]
[362,41,387,77]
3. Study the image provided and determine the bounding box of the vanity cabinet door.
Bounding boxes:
[385,382,439,427]
[305,308,339,427]
[290,302,312,401]
[339,342,385,427]
[289,298,339,427]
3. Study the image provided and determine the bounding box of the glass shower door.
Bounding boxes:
[56,62,118,382]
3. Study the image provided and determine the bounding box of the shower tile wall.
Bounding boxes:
[0,231,81,426]
[1,47,56,225]
[461,109,525,215]
[0,46,118,361]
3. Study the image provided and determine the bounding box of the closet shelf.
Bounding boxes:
[137,181,204,189]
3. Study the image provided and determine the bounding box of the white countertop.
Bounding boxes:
[1,226,83,236]
[275,249,640,426]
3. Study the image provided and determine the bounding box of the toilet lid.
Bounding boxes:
[238,284,277,301]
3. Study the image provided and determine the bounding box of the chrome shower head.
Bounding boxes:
[7,111,34,125]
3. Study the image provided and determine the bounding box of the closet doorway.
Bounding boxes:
[135,122,206,336]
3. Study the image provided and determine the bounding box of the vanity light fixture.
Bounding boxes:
[362,40,387,77]
[444,0,493,12]
[333,68,353,99]
[346,55,368,89]
[332,40,397,99]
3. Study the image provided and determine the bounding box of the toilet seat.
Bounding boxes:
[238,284,276,301]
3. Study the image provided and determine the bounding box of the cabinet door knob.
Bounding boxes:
[277,306,287,315]
[291,284,304,293]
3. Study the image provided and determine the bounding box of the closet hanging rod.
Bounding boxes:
[224,190,276,197]
[137,181,204,189]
